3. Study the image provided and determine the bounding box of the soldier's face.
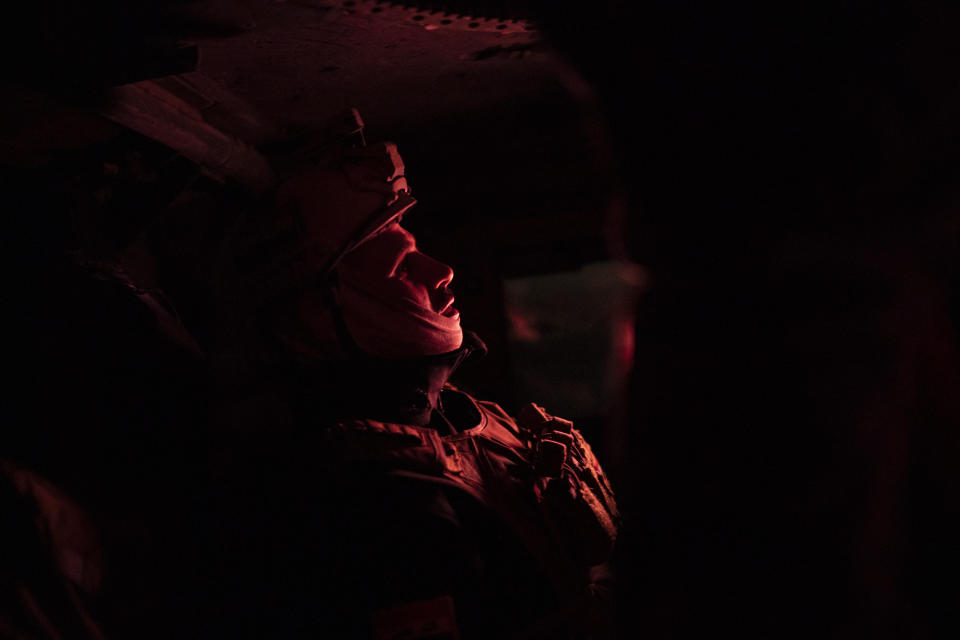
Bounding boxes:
[341,223,459,319]
[336,222,464,357]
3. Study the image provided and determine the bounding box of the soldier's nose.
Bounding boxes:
[410,253,454,290]
[433,261,454,291]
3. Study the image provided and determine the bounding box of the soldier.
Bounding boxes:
[213,137,620,640]
[3,257,215,640]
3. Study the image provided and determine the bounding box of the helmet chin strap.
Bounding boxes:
[321,271,368,362]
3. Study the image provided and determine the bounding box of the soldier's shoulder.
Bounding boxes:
[1,461,106,639]
[319,418,450,477]
[441,384,513,424]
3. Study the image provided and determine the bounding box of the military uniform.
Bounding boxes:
[217,384,618,640]
[1,462,106,640]
[210,135,619,639]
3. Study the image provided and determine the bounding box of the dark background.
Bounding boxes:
[4,1,960,638]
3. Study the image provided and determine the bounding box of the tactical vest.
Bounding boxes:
[320,386,619,638]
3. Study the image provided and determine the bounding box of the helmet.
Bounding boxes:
[229,141,416,305]
[276,142,416,276]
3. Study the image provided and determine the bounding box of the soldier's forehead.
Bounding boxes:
[364,222,417,252]
[343,227,417,273]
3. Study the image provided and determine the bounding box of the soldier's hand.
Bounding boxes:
[516,403,620,566]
